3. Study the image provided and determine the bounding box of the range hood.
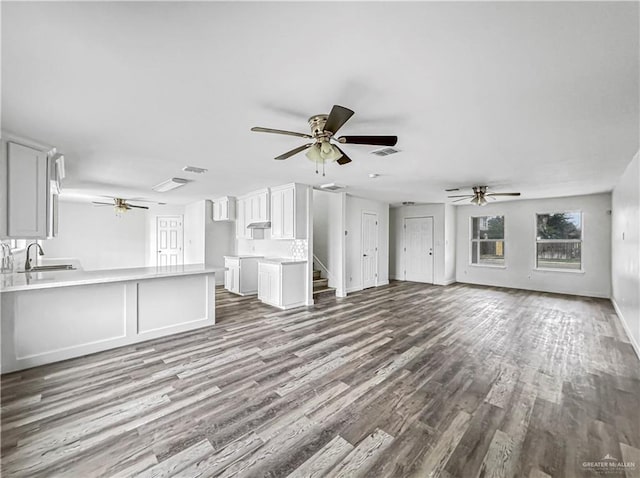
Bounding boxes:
[246,221,271,229]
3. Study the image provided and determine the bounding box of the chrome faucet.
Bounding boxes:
[25,242,44,271]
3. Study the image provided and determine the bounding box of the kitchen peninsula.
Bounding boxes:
[0,264,223,373]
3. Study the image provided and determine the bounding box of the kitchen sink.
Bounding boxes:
[18,264,76,273]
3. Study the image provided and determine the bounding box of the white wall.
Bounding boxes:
[183,201,206,264]
[390,203,455,286]
[45,200,147,270]
[444,204,457,284]
[611,153,640,355]
[312,190,346,295]
[345,195,389,292]
[455,193,612,298]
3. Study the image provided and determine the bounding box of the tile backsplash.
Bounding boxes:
[291,240,308,261]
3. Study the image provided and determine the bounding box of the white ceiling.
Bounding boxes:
[2,1,638,206]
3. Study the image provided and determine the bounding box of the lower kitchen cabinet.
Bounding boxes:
[224,256,261,296]
[257,260,306,310]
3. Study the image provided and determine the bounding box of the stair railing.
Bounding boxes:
[313,254,335,284]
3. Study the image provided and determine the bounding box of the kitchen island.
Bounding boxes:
[0,264,223,373]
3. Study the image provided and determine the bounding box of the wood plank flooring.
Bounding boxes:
[2,281,639,477]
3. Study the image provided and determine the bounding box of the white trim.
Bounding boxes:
[532,267,584,274]
[611,298,640,360]
[469,264,506,269]
[442,278,457,286]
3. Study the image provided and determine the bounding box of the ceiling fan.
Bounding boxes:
[447,186,521,206]
[92,197,150,214]
[251,105,398,175]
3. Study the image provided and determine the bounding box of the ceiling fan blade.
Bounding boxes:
[445,188,460,192]
[447,195,474,198]
[251,127,312,139]
[324,105,354,135]
[486,192,521,196]
[92,201,114,206]
[334,146,352,165]
[337,135,398,147]
[127,204,150,209]
[274,143,313,160]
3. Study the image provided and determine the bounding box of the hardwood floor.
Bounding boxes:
[1,281,639,477]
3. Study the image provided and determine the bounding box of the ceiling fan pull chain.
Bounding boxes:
[315,160,319,174]
[323,160,326,177]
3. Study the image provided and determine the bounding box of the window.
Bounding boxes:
[536,212,582,270]
[8,239,27,251]
[471,216,505,266]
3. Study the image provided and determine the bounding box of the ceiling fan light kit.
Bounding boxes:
[447,185,521,206]
[251,104,398,175]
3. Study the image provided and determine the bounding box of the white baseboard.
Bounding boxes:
[377,281,389,287]
[611,298,640,360]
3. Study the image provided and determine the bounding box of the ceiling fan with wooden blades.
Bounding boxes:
[92,197,150,213]
[251,105,398,175]
[447,186,521,206]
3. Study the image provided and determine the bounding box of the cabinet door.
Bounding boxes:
[271,190,283,239]
[282,187,295,239]
[258,191,269,221]
[236,199,245,238]
[7,142,48,238]
[269,269,280,304]
[258,269,269,301]
[224,267,233,290]
[232,265,240,293]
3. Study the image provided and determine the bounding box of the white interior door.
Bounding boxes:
[404,216,434,283]
[156,216,183,266]
[361,212,378,289]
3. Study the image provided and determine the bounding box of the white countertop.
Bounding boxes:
[258,257,308,265]
[0,264,224,293]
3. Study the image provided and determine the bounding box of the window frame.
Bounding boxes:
[534,210,584,273]
[469,215,506,269]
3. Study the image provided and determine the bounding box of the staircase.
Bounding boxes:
[313,269,335,297]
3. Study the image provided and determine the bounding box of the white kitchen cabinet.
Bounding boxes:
[236,190,268,240]
[247,189,270,223]
[270,183,307,240]
[5,141,49,238]
[257,260,306,309]
[213,196,236,221]
[224,256,261,295]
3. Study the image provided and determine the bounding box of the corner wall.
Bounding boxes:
[390,203,456,285]
[455,193,612,298]
[611,153,640,355]
[345,195,389,292]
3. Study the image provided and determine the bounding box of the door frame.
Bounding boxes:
[403,215,434,284]
[156,215,184,266]
[361,210,379,289]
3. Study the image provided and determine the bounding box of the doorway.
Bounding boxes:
[404,216,434,284]
[361,211,378,289]
[156,216,183,266]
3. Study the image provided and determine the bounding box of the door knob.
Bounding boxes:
[363,254,368,257]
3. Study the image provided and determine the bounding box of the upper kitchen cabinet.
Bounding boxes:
[247,188,270,223]
[1,135,62,239]
[270,183,308,240]
[213,196,236,221]
[236,189,270,240]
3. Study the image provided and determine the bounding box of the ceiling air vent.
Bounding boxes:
[182,166,208,174]
[371,147,400,157]
[320,183,346,191]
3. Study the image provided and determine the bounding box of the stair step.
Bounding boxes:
[313,287,335,296]
[313,278,329,289]
[313,270,322,280]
